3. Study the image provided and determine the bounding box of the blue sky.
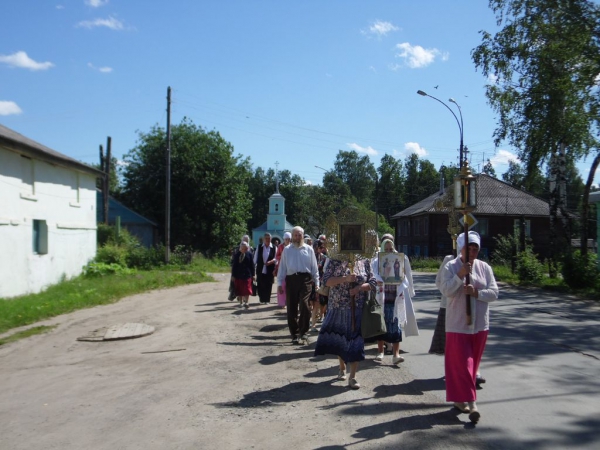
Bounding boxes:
[1,0,598,191]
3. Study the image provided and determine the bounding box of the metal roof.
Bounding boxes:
[391,174,551,218]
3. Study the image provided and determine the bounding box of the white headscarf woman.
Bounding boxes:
[370,238,419,364]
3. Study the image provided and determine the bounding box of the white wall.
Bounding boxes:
[0,148,97,298]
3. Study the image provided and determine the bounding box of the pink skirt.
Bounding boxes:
[234,278,253,296]
[277,279,286,307]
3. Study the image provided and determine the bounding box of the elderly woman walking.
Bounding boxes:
[439,231,498,423]
[231,241,256,309]
[370,238,418,364]
[314,257,376,389]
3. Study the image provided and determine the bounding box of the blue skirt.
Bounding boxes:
[314,299,365,364]
[381,303,402,343]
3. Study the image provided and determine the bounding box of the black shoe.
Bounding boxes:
[292,336,299,345]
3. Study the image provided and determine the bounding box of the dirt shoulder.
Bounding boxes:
[0,273,489,450]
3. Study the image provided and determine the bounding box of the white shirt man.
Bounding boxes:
[277,227,319,343]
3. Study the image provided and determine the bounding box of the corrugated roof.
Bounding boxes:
[0,123,103,177]
[392,174,550,218]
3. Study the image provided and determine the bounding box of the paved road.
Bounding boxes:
[405,272,600,450]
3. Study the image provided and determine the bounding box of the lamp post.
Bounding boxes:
[417,90,464,165]
[417,89,477,325]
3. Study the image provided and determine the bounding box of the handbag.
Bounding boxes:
[228,277,236,301]
[317,285,330,297]
[361,290,387,339]
[251,280,258,296]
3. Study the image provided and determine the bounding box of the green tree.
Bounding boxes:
[376,154,405,223]
[333,150,377,206]
[472,0,600,260]
[92,156,122,196]
[119,118,252,255]
[439,164,460,190]
[403,154,440,205]
[482,159,497,178]
[501,160,547,197]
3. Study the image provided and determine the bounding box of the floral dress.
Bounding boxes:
[314,258,376,363]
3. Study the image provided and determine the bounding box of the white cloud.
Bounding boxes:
[0,51,54,71]
[85,0,109,7]
[0,101,23,116]
[347,143,378,156]
[488,73,499,85]
[56,5,65,9]
[489,149,519,166]
[363,20,399,37]
[404,142,428,157]
[87,62,113,73]
[76,16,124,30]
[394,42,445,69]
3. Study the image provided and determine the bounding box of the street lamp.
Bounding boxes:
[417,89,477,325]
[417,90,464,165]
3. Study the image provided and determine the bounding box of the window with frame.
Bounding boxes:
[475,218,489,237]
[414,219,420,236]
[33,220,48,254]
[414,245,421,256]
[513,219,531,237]
[424,217,429,236]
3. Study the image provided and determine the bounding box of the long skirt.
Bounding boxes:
[445,331,488,402]
[428,307,446,355]
[314,299,365,364]
[234,277,252,297]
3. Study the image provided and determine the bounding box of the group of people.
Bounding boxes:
[228,227,498,424]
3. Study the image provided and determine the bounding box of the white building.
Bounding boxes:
[0,124,103,298]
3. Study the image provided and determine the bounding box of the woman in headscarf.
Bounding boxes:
[370,238,418,364]
[274,232,291,309]
[230,241,256,309]
[314,257,376,390]
[439,231,498,423]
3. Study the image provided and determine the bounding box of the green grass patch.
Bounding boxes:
[410,257,447,272]
[182,254,230,273]
[0,270,212,335]
[0,325,58,346]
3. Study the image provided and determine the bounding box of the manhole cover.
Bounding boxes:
[77,323,155,342]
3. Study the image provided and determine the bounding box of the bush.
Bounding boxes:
[562,250,599,289]
[83,262,134,277]
[491,233,517,266]
[126,245,165,270]
[170,245,194,266]
[96,244,129,266]
[97,223,114,247]
[516,249,544,284]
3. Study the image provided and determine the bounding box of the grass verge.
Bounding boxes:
[0,325,59,346]
[0,270,212,336]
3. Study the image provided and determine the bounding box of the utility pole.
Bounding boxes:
[104,137,111,225]
[165,87,172,263]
